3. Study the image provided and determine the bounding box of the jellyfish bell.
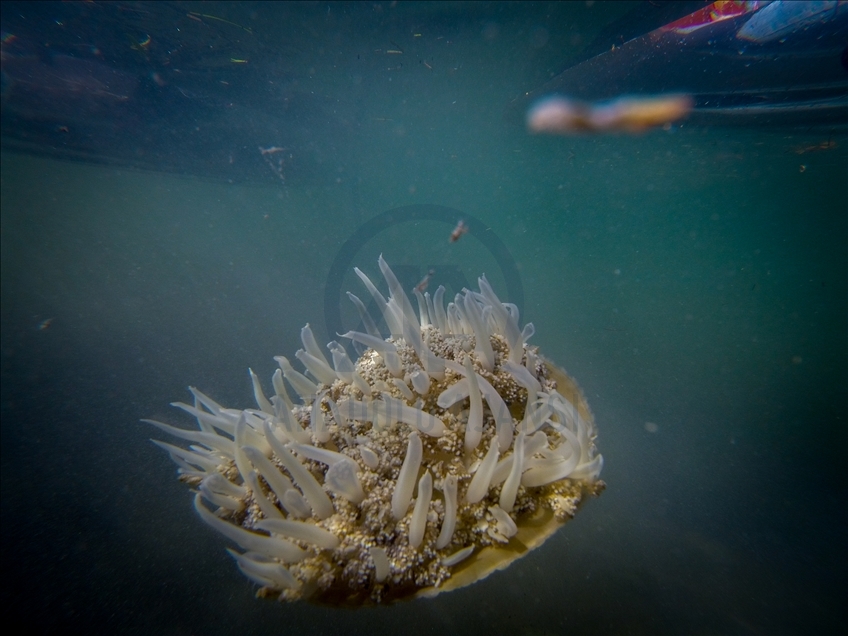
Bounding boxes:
[149,257,604,606]
[411,360,603,603]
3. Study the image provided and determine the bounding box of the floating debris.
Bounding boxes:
[527,94,693,135]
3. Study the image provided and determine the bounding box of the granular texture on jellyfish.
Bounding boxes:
[148,256,604,605]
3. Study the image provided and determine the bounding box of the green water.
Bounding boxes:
[2,2,846,634]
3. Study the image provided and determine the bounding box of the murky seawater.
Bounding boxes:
[2,3,845,634]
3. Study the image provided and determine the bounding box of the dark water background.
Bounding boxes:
[2,2,846,634]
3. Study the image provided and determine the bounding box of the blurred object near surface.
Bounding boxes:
[509,1,848,129]
[527,94,694,135]
[1,2,356,184]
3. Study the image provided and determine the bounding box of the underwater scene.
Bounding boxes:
[1,2,846,634]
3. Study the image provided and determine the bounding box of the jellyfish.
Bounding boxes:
[148,257,604,605]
